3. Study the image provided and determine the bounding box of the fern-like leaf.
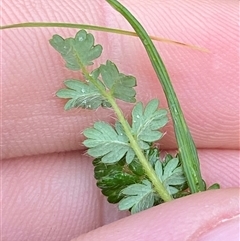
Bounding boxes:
[118,180,155,214]
[132,99,168,145]
[93,146,188,213]
[99,60,136,103]
[155,154,187,195]
[56,79,111,110]
[93,157,145,203]
[83,100,169,164]
[49,29,102,70]
[83,121,135,163]
[52,29,190,212]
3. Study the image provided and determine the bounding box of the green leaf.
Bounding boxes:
[106,0,206,193]
[56,79,111,110]
[132,99,168,144]
[207,183,220,190]
[49,29,102,70]
[93,146,181,211]
[83,121,135,163]
[99,60,137,103]
[154,161,163,180]
[93,157,145,203]
[119,180,155,214]
[155,156,187,195]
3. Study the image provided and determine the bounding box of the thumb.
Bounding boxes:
[72,188,239,241]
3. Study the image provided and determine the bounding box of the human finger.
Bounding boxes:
[73,188,239,241]
[2,0,238,159]
[2,149,239,241]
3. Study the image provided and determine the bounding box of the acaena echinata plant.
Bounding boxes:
[1,0,219,214]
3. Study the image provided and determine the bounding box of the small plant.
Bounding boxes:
[1,0,219,214]
[50,29,187,212]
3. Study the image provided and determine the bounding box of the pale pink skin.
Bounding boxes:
[2,0,239,240]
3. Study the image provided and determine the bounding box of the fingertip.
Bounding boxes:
[72,188,239,241]
[198,215,240,241]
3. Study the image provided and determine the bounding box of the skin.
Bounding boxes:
[2,0,239,240]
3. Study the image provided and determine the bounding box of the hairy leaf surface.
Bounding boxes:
[52,29,190,213]
[93,157,145,203]
[93,144,188,213]
[83,121,135,163]
[132,99,168,145]
[155,155,187,195]
[99,60,137,103]
[56,79,111,110]
[49,29,102,70]
[119,180,155,214]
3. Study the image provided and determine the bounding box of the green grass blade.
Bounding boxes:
[106,0,206,193]
[0,22,208,52]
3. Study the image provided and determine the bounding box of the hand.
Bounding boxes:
[2,0,239,240]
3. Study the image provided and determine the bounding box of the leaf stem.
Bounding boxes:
[76,50,172,202]
[106,97,173,202]
[106,0,206,193]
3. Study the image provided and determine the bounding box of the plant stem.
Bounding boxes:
[106,0,206,193]
[78,58,172,202]
[107,97,173,202]
[0,22,208,52]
